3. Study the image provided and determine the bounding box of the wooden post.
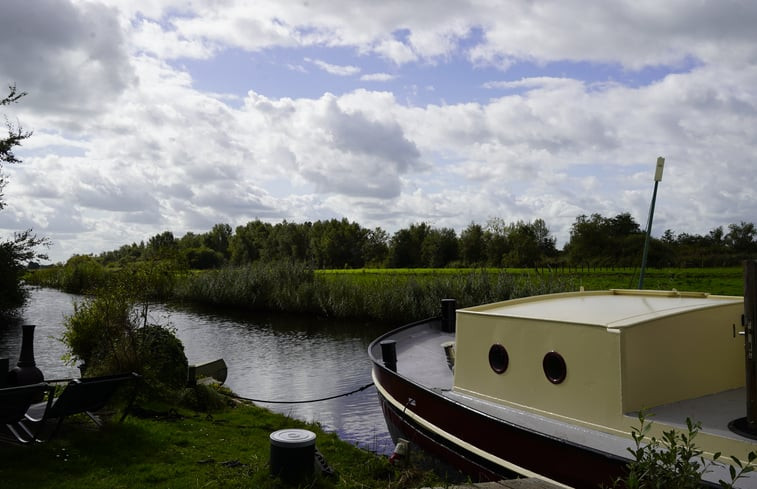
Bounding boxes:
[745,260,757,430]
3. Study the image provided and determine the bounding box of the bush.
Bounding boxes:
[60,255,108,294]
[134,324,188,398]
[62,270,188,401]
[615,411,757,489]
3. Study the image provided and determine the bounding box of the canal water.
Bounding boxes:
[0,287,396,454]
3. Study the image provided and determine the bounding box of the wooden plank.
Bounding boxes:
[187,358,227,386]
[421,478,564,489]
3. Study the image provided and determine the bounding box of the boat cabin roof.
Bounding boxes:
[461,289,742,329]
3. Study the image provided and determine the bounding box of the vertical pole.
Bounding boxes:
[745,260,757,430]
[638,157,665,289]
[638,181,659,289]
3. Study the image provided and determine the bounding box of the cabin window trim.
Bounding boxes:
[488,343,509,374]
[543,351,567,384]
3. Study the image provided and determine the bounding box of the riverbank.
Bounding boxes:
[0,398,449,489]
[24,261,745,322]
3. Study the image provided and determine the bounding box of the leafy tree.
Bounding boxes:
[178,231,203,250]
[229,220,272,264]
[566,213,643,266]
[362,227,389,267]
[460,223,485,266]
[203,223,232,259]
[147,230,178,259]
[388,223,431,268]
[1,85,32,209]
[0,86,48,314]
[484,218,510,267]
[0,231,49,311]
[726,221,757,254]
[269,220,310,261]
[181,246,224,269]
[505,221,541,267]
[420,227,458,267]
[309,218,367,268]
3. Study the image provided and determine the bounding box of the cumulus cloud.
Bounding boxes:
[0,0,134,118]
[307,58,361,76]
[2,0,757,261]
[361,73,396,82]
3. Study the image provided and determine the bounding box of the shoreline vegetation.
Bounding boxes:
[25,261,745,323]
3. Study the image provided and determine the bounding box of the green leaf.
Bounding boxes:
[731,455,743,468]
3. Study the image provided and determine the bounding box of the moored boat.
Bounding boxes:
[369,278,757,488]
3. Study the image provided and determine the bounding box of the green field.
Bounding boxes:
[317,267,746,297]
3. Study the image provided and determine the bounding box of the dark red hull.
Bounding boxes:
[371,340,629,488]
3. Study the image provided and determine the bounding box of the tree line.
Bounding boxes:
[87,213,756,271]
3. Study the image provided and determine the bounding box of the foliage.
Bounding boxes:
[62,262,188,399]
[0,85,49,315]
[614,411,756,489]
[59,254,108,294]
[0,230,49,312]
[1,84,32,207]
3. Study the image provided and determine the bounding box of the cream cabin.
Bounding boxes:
[453,289,744,435]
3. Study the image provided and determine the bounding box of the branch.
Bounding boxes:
[0,84,27,106]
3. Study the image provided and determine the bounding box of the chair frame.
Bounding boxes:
[0,382,54,443]
[18,372,139,441]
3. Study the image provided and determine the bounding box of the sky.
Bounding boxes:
[1,0,756,264]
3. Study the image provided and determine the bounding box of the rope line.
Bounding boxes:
[230,382,375,404]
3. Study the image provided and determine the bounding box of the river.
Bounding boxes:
[0,287,395,454]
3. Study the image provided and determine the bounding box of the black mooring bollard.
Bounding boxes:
[380,340,397,371]
[270,428,316,484]
[441,299,456,333]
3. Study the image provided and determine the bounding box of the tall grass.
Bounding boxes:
[175,260,317,311]
[175,262,576,322]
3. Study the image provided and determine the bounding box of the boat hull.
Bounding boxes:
[370,321,629,489]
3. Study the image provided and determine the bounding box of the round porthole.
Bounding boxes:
[543,351,567,384]
[488,344,509,374]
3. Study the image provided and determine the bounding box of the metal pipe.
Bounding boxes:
[638,157,664,289]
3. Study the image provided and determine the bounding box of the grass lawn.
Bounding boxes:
[0,400,447,489]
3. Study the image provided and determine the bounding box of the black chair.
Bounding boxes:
[20,372,139,441]
[0,383,54,443]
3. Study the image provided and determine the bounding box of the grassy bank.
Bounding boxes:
[0,399,448,489]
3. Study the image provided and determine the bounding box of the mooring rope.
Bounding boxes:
[230,382,375,404]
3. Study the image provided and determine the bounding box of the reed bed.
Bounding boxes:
[174,262,576,322]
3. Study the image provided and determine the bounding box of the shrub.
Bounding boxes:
[615,411,757,489]
[62,266,188,401]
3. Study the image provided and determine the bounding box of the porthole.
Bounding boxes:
[488,344,509,374]
[543,351,567,384]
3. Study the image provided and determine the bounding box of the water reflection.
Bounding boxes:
[0,287,395,454]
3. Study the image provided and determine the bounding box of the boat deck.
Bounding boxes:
[643,387,748,440]
[390,321,455,391]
